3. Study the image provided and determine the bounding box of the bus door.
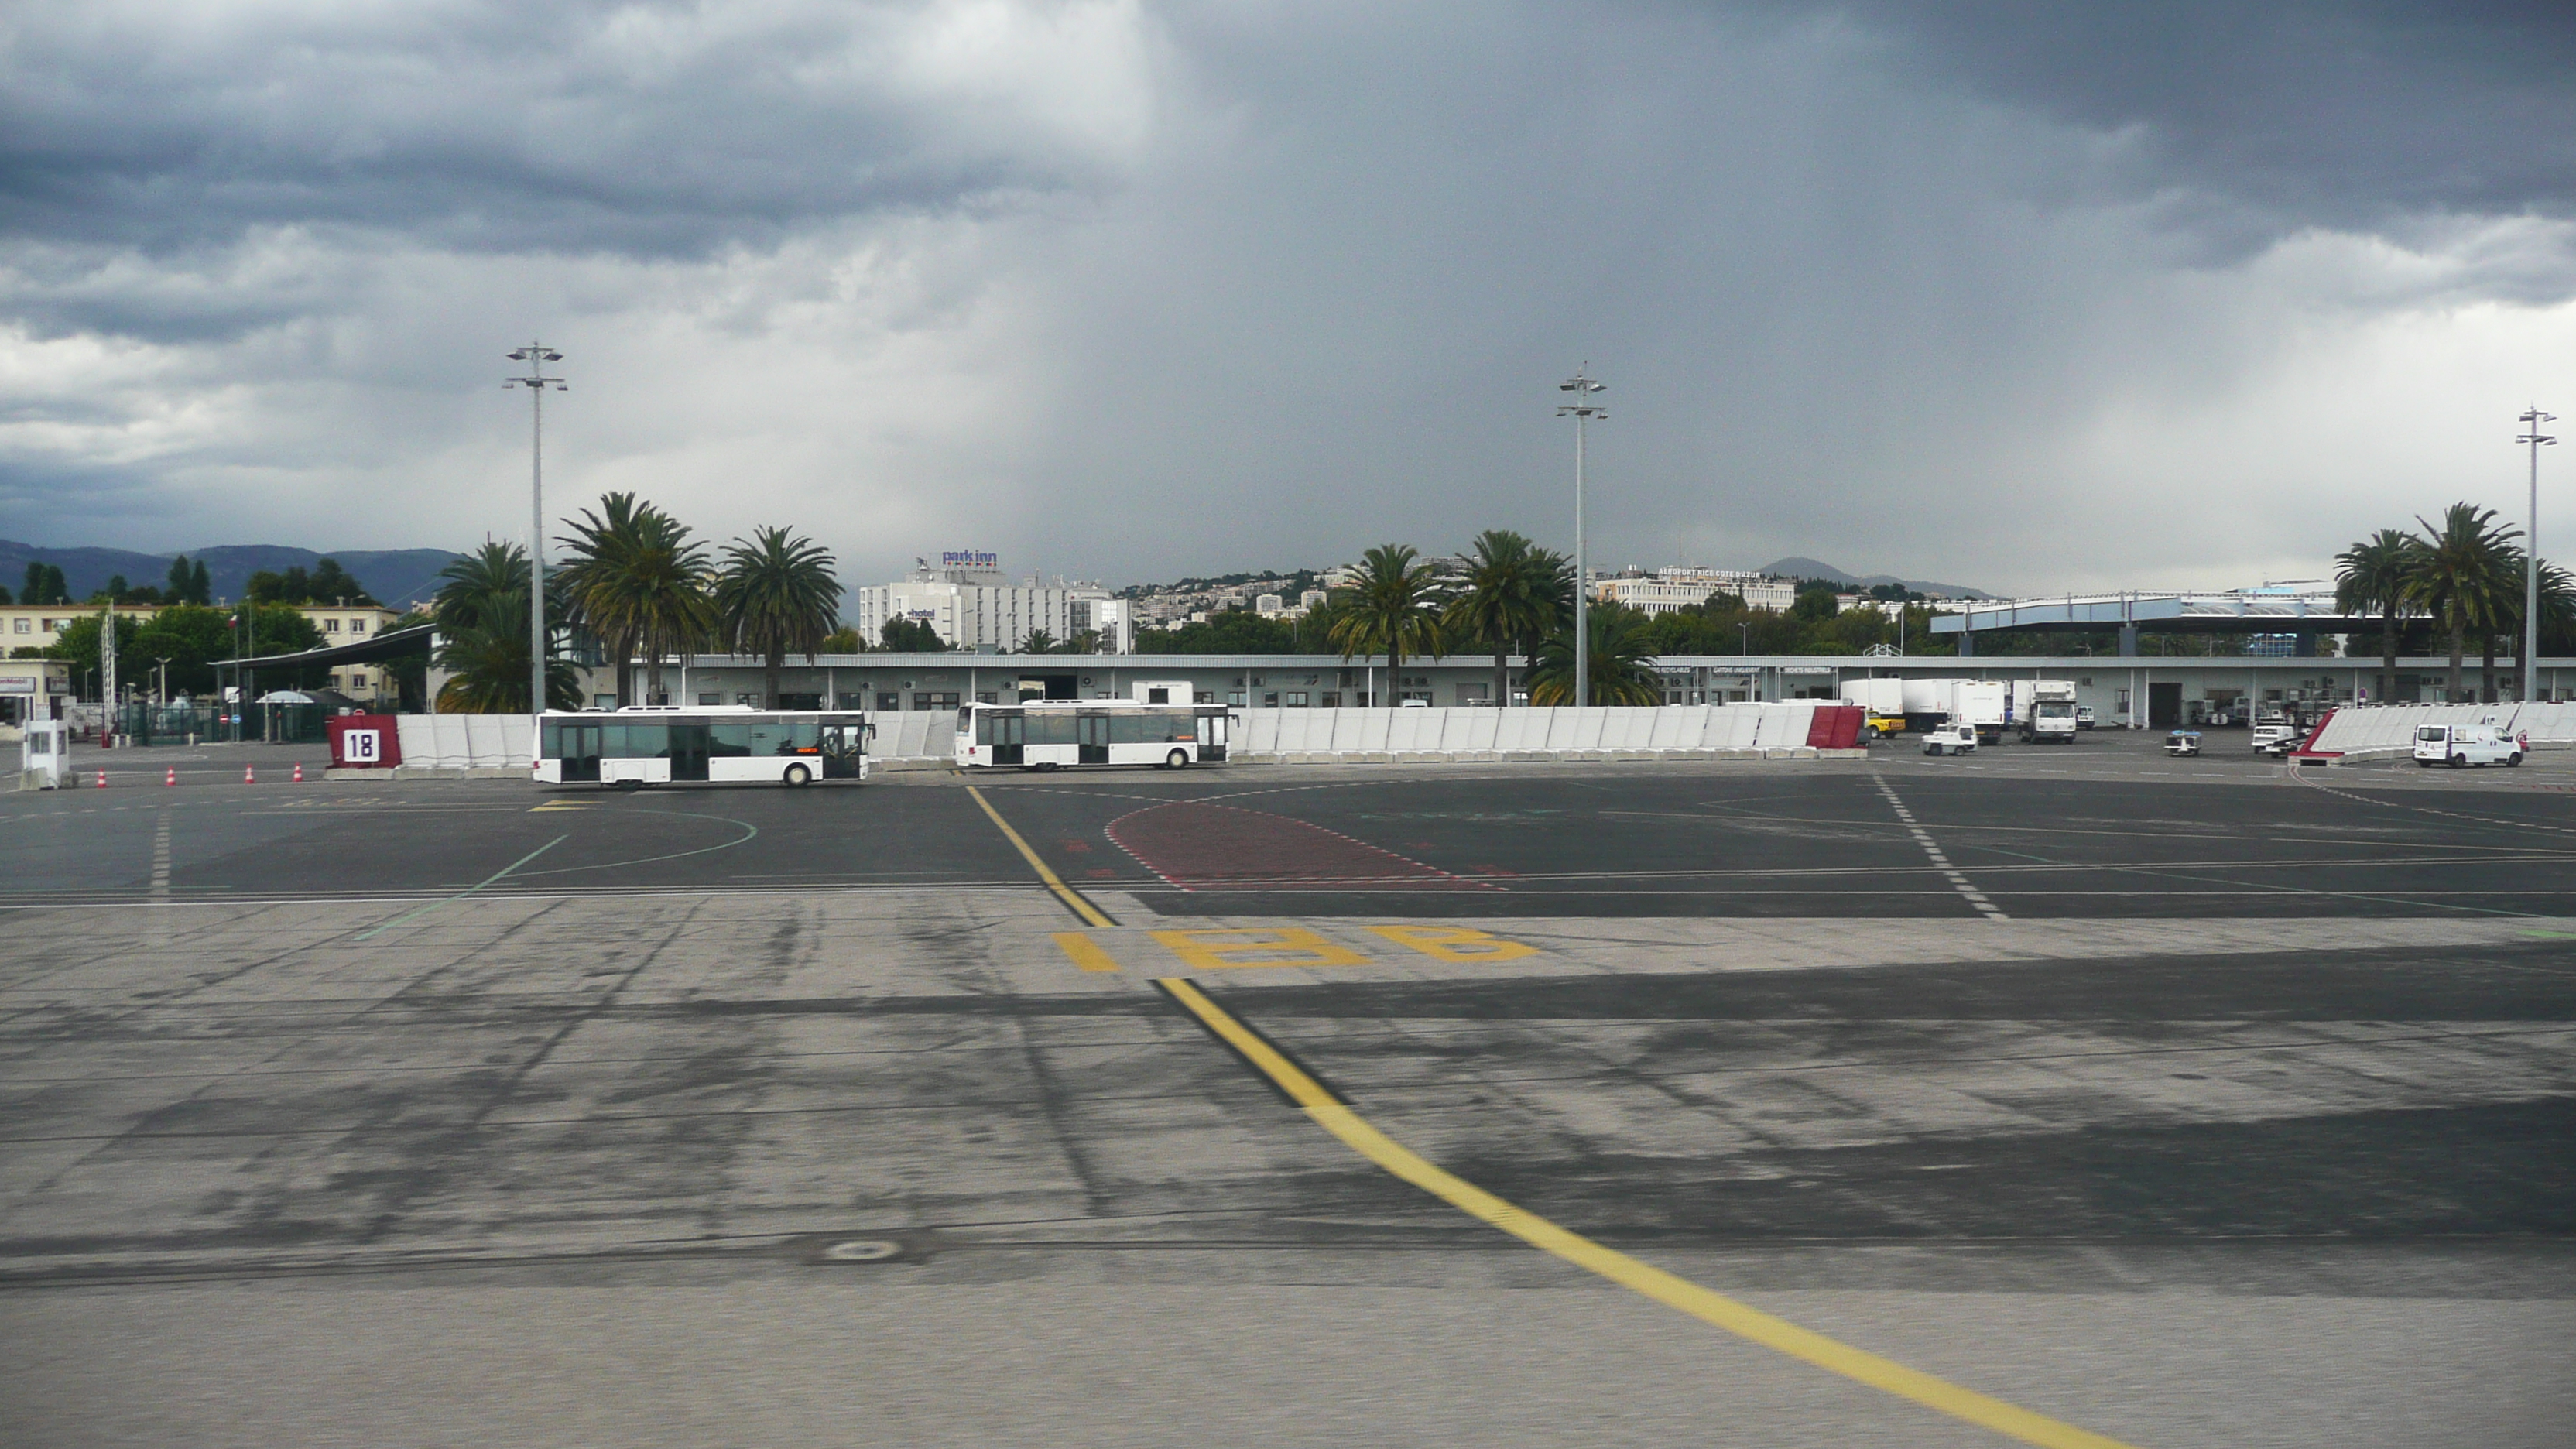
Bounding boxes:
[986,710,1024,766]
[1077,711,1111,765]
[1197,709,1229,762]
[667,723,711,781]
[820,721,866,779]
[554,721,602,782]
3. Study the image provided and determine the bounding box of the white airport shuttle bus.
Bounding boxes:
[956,698,1231,770]
[536,707,872,788]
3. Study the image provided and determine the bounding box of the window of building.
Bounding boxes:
[699,693,722,706]
[1227,690,1245,707]
[977,691,998,704]
[1321,691,1340,707]
[876,692,900,711]
[326,618,340,632]
[1194,690,1215,704]
[12,619,26,633]
[351,620,366,634]
[737,693,761,707]
[914,692,959,711]
[594,694,618,710]
[1285,691,1308,707]
[1262,692,1279,707]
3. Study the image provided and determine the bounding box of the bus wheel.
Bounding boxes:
[1166,748,1189,770]
[615,779,643,792]
[2450,754,2466,768]
[784,763,812,786]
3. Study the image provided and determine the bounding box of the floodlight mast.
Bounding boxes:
[2519,407,2556,702]
[1557,367,1607,707]
[505,343,567,717]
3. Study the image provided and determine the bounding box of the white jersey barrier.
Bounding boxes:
[2305,701,2576,758]
[392,714,535,774]
[867,704,1853,763]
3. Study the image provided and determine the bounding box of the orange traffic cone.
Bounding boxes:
[293,762,303,783]
[97,769,108,788]
[166,767,176,786]
[244,764,255,784]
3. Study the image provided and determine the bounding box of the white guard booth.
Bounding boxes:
[19,718,68,790]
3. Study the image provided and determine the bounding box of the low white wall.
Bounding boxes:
[396,714,535,769]
[2307,701,2576,756]
[865,704,1854,764]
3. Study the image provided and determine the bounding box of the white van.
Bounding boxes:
[1922,723,1978,756]
[2413,724,2523,769]
[2251,723,2299,755]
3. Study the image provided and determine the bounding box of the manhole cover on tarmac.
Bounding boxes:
[818,1238,904,1262]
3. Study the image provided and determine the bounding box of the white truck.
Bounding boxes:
[1839,679,1909,738]
[1898,678,2009,744]
[2011,680,2079,744]
[2413,723,2525,769]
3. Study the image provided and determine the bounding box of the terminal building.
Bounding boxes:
[544,648,2570,725]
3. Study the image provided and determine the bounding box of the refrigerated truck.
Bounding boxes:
[1838,678,1909,737]
[1896,678,2009,744]
[2011,680,2079,743]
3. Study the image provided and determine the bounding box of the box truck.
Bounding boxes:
[2012,680,2079,744]
[1839,679,1908,737]
[1898,678,2008,744]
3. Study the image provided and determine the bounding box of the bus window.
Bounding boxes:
[1159,709,1194,741]
[708,722,755,757]
[602,721,669,759]
[977,711,1023,746]
[782,720,822,754]
[1026,711,1077,746]
[1108,711,1149,745]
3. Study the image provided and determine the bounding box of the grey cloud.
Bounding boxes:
[0,2,1126,262]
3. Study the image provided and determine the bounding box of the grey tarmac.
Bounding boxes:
[3,733,2571,1447]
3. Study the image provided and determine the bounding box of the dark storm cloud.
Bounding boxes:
[0,3,1117,262]
[1827,1,2576,235]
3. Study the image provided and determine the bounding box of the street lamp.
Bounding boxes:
[1557,366,1607,707]
[506,342,567,716]
[2519,407,2556,702]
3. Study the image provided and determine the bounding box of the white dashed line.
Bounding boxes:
[1869,772,2009,920]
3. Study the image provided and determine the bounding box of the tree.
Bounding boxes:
[820,625,863,653]
[430,543,580,712]
[1527,603,1662,705]
[1790,584,1841,623]
[1132,608,1299,654]
[167,554,194,602]
[2406,504,2519,702]
[188,558,211,605]
[19,563,39,605]
[711,526,843,707]
[555,492,714,705]
[1326,544,1447,704]
[1020,628,1060,654]
[132,604,237,697]
[879,617,947,652]
[21,562,68,605]
[1443,529,1563,707]
[45,614,144,699]
[2335,528,2420,704]
[307,557,375,606]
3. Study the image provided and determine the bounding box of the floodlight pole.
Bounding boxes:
[2519,407,2555,702]
[1557,367,1607,707]
[506,342,567,716]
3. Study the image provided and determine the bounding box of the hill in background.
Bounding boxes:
[0,540,460,608]
[1755,557,1994,599]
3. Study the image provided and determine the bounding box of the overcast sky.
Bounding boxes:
[5,1,2572,595]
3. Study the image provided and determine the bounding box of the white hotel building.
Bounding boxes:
[850,554,1120,652]
[1593,567,1800,615]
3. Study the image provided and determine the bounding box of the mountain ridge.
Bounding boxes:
[1754,557,1994,599]
[0,540,459,608]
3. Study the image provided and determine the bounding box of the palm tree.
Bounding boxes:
[2495,551,2576,698]
[1527,602,1660,705]
[1444,529,1563,707]
[712,526,842,708]
[1020,628,1060,654]
[555,492,714,706]
[1327,544,1448,704]
[2334,528,2421,704]
[2407,504,2520,702]
[430,542,579,712]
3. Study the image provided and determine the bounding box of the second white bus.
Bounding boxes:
[956,700,1231,770]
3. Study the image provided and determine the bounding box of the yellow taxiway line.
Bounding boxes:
[1156,976,2143,1449]
[966,786,1115,927]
